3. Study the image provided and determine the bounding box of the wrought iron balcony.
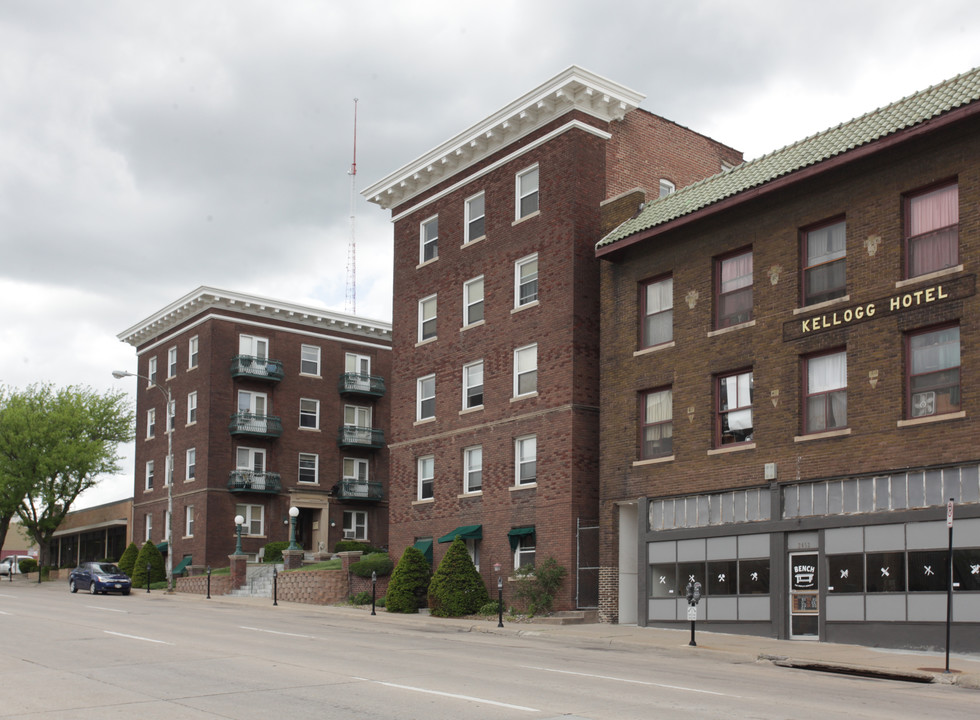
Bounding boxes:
[227,470,282,494]
[335,478,385,501]
[337,425,385,449]
[338,372,386,398]
[230,355,284,382]
[229,412,283,438]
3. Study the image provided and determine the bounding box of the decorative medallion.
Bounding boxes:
[865,235,881,257]
[768,264,783,285]
[685,289,699,310]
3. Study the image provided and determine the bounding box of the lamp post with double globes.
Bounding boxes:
[113,369,174,592]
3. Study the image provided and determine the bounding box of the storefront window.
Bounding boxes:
[866,551,905,593]
[954,548,980,591]
[908,550,948,592]
[649,565,677,598]
[828,554,864,593]
[707,560,738,595]
[738,558,770,594]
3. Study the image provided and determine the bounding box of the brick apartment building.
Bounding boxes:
[363,66,741,609]
[596,68,980,650]
[118,287,391,571]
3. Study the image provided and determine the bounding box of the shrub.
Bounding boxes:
[350,590,373,605]
[427,537,489,617]
[514,557,567,616]
[376,595,386,608]
[333,540,383,554]
[131,541,166,589]
[19,558,37,574]
[385,546,431,613]
[117,542,140,577]
[263,541,290,563]
[477,600,502,616]
[350,552,394,578]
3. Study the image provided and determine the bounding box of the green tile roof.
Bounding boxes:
[597,66,980,252]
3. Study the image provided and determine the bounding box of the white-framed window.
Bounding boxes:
[188,336,199,368]
[659,179,675,198]
[237,446,266,476]
[168,346,178,378]
[463,276,484,326]
[466,539,480,571]
[516,165,539,219]
[186,448,196,481]
[185,505,194,537]
[418,455,434,500]
[300,398,319,429]
[343,458,370,496]
[465,191,485,243]
[235,503,264,536]
[515,254,538,307]
[343,510,368,541]
[514,531,535,569]
[187,391,197,424]
[144,513,152,542]
[148,356,157,385]
[346,352,371,375]
[462,360,484,409]
[420,215,438,263]
[514,344,538,396]
[463,446,482,493]
[344,404,371,429]
[516,435,536,485]
[237,391,268,433]
[298,452,318,484]
[419,294,437,342]
[239,334,269,360]
[301,344,321,375]
[145,460,154,491]
[417,375,435,420]
[146,408,156,439]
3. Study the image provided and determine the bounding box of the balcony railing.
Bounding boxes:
[335,478,385,501]
[229,412,283,438]
[338,372,386,398]
[337,425,385,449]
[230,355,284,382]
[228,470,282,494]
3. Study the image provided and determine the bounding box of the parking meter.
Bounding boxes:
[685,581,702,646]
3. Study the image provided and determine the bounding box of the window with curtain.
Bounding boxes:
[641,276,673,348]
[716,250,753,328]
[717,371,753,445]
[908,325,960,417]
[803,219,846,305]
[641,388,673,458]
[805,350,847,433]
[906,182,958,278]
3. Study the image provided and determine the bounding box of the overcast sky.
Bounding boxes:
[3,0,980,511]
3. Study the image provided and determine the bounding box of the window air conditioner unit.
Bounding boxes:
[343,530,356,539]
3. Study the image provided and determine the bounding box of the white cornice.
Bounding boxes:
[117,286,392,348]
[362,66,644,211]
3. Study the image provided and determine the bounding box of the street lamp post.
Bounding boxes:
[494,562,504,628]
[287,506,300,550]
[234,514,245,555]
[113,369,174,592]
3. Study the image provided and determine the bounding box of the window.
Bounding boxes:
[467,539,481,571]
[463,360,484,409]
[659,179,675,198]
[515,254,538,307]
[418,455,434,500]
[168,347,177,378]
[419,295,437,342]
[187,391,197,424]
[641,388,673,459]
[803,219,846,305]
[463,276,484,325]
[301,344,321,375]
[517,165,539,219]
[344,404,371,429]
[804,351,847,433]
[514,532,535,569]
[716,250,753,328]
[514,344,537,396]
[346,352,370,376]
[146,408,156,439]
[298,453,318,484]
[186,448,196,481]
[235,504,264,536]
[185,506,194,537]
[717,370,753,445]
[417,375,435,420]
[343,458,370,497]
[420,215,438,263]
[145,460,154,490]
[148,356,157,385]
[144,513,152,542]
[238,390,267,417]
[908,325,960,418]
[866,551,905,593]
[188,336,199,368]
[236,447,266,483]
[828,554,864,593]
[516,435,536,485]
[343,510,368,540]
[641,276,673,348]
[463,446,482,493]
[906,182,958,278]
[300,398,319,429]
[465,192,485,242]
[239,334,269,361]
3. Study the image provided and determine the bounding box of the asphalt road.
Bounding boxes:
[0,581,975,719]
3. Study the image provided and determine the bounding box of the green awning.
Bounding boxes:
[438,525,482,543]
[172,556,192,576]
[413,538,433,564]
[156,541,168,553]
[508,526,535,552]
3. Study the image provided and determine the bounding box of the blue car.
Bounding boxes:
[69,562,132,595]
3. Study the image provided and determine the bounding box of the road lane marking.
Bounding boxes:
[0,610,10,615]
[240,625,318,639]
[520,665,739,698]
[0,593,15,598]
[105,631,174,645]
[353,677,539,712]
[86,605,127,613]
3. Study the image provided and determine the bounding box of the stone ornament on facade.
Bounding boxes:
[869,369,879,388]
[770,388,779,407]
[768,264,782,285]
[865,234,881,256]
[685,289,699,309]
[687,405,695,423]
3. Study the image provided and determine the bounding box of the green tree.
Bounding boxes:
[117,541,140,577]
[427,537,489,617]
[385,546,432,613]
[132,541,166,588]
[0,385,133,568]
[514,557,567,616]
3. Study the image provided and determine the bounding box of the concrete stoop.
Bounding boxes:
[533,610,599,626]
[228,563,281,598]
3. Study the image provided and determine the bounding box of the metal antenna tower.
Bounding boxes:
[345,98,358,314]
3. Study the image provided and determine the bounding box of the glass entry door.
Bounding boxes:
[789,551,819,639]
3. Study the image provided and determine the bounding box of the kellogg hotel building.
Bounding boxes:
[596,67,980,651]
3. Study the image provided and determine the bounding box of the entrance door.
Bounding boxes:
[789,552,819,639]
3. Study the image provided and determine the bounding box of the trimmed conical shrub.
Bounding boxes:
[131,541,166,588]
[117,542,139,578]
[385,546,431,613]
[427,537,489,617]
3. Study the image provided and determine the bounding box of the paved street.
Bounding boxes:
[1,579,977,719]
